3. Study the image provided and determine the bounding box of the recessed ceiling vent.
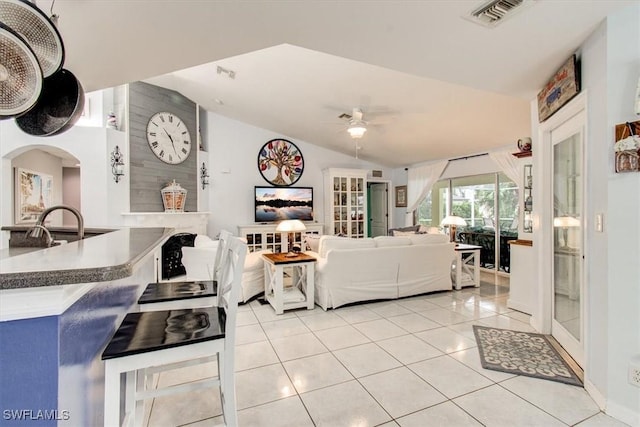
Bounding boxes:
[466,0,532,28]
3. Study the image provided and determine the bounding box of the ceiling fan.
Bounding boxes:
[339,107,369,139]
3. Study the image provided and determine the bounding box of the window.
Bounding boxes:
[417,172,518,273]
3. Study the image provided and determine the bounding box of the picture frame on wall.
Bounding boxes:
[537,54,580,122]
[395,185,407,208]
[15,167,53,223]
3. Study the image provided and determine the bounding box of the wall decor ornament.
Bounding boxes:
[537,55,580,123]
[257,138,304,186]
[614,120,640,173]
[395,185,407,208]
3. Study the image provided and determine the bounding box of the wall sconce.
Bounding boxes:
[200,162,210,190]
[110,145,124,183]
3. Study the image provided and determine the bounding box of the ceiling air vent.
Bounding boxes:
[466,0,532,28]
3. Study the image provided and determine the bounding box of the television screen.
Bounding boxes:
[255,186,313,222]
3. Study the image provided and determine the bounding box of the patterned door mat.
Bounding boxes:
[473,325,582,387]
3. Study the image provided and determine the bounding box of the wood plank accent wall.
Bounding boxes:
[128,82,197,212]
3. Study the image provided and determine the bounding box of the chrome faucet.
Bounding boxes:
[29,205,84,241]
[25,225,54,247]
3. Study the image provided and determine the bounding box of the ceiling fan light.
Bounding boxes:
[348,125,367,139]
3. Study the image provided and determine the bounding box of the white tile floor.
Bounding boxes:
[146,283,629,427]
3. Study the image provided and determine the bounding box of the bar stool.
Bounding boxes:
[101,235,247,427]
[136,230,233,311]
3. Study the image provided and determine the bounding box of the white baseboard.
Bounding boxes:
[584,379,606,410]
[606,400,640,427]
[506,299,532,315]
[585,379,640,426]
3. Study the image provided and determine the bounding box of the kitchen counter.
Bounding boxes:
[0,226,173,425]
[0,227,171,289]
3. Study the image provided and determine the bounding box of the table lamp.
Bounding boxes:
[440,215,467,242]
[553,215,580,250]
[276,219,307,257]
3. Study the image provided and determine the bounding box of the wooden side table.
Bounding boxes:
[262,252,316,314]
[454,244,482,290]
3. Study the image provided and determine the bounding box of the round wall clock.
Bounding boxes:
[257,138,304,186]
[146,112,192,164]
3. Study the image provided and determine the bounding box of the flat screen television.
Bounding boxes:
[254,186,313,223]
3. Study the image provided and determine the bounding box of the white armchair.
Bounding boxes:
[181,235,269,303]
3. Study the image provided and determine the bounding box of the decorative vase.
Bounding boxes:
[161,180,187,212]
[517,137,532,152]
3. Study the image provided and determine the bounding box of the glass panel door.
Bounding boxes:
[552,117,584,366]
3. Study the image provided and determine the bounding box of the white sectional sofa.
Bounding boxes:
[180,235,268,303]
[309,234,455,310]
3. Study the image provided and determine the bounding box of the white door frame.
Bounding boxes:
[534,92,589,364]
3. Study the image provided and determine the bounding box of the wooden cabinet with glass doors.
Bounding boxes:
[323,168,368,238]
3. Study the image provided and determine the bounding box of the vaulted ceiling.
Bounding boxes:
[42,0,632,167]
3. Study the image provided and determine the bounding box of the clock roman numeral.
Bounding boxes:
[181,147,188,154]
[149,132,156,137]
[182,131,187,135]
[159,115,165,123]
[183,140,189,144]
[159,150,165,157]
[169,115,173,123]
[151,141,158,148]
[168,154,173,162]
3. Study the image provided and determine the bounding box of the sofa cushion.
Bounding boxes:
[318,235,376,258]
[408,233,449,245]
[194,234,219,248]
[388,225,420,236]
[374,236,412,247]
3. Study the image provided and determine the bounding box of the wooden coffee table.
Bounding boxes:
[262,252,316,314]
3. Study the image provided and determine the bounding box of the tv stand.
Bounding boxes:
[238,223,324,253]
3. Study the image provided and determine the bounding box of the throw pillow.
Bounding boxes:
[387,225,420,236]
[302,233,321,252]
[418,225,443,234]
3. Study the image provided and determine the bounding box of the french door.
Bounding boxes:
[551,112,585,366]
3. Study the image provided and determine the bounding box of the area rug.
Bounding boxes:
[473,325,582,386]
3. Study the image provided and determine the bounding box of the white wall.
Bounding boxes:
[530,5,639,424]
[605,4,640,424]
[0,122,112,246]
[578,15,611,408]
[203,112,391,237]
[62,167,82,226]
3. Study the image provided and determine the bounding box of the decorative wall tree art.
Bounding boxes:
[258,138,304,186]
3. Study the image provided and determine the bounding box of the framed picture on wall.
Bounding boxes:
[537,55,580,122]
[395,185,407,208]
[15,168,53,223]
